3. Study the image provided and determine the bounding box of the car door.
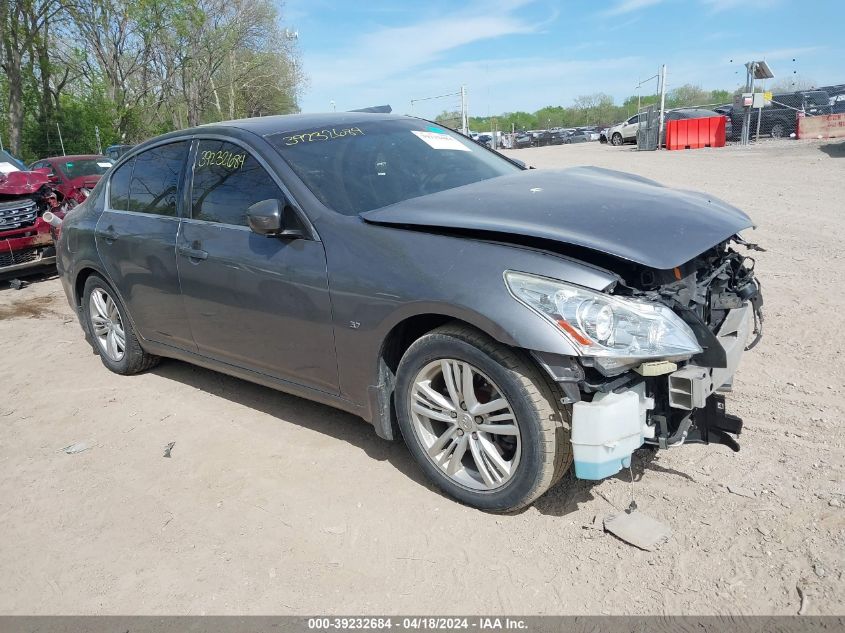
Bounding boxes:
[621,114,640,140]
[95,141,196,351]
[176,138,339,393]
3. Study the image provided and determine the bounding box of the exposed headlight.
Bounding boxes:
[504,271,702,359]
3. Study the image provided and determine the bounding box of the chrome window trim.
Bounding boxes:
[179,216,251,232]
[104,137,192,217]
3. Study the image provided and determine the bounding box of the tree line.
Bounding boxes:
[435,85,735,133]
[444,77,825,132]
[0,0,305,162]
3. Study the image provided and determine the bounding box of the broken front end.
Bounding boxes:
[511,237,764,480]
[0,170,64,276]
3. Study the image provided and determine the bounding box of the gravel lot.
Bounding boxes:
[1,139,843,615]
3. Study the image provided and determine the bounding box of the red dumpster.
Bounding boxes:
[665,116,726,150]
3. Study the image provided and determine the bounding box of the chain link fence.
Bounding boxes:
[636,105,659,150]
[636,84,845,149]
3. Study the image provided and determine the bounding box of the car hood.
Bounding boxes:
[361,167,754,270]
[0,170,50,195]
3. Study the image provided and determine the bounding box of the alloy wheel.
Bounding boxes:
[89,287,126,362]
[409,359,521,491]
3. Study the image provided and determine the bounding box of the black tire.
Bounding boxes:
[395,323,572,512]
[770,122,786,139]
[81,274,159,375]
[611,133,623,146]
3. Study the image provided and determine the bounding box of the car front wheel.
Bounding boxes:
[395,324,571,512]
[611,133,623,146]
[82,274,160,375]
[770,123,786,138]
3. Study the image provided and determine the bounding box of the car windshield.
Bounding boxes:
[268,118,520,215]
[59,158,113,178]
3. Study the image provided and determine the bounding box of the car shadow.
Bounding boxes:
[149,359,436,491]
[0,269,58,290]
[149,360,693,517]
[818,141,845,158]
[532,447,678,517]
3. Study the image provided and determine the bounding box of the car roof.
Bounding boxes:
[201,112,408,138]
[667,108,720,119]
[42,154,108,162]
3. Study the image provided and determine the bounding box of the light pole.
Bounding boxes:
[330,100,336,112]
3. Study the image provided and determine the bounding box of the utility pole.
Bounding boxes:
[637,76,641,112]
[741,62,755,145]
[56,121,66,156]
[460,85,468,136]
[657,64,667,148]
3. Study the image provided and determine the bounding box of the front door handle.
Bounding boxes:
[178,245,208,261]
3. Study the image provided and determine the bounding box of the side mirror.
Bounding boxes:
[246,198,305,238]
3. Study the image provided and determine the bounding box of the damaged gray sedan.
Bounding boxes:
[55,113,763,511]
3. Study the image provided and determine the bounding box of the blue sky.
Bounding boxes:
[287,0,845,119]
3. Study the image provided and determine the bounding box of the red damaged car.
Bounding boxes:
[29,155,114,207]
[0,151,65,277]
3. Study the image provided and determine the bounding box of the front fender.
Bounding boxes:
[319,218,619,410]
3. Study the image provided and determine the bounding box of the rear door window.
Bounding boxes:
[108,158,134,211]
[127,141,190,216]
[190,140,283,226]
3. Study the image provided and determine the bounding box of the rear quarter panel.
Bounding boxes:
[56,181,107,311]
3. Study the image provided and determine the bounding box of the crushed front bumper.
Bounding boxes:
[557,304,758,480]
[1,219,56,276]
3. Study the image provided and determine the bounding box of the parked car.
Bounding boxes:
[605,114,642,146]
[0,157,64,277]
[533,130,557,146]
[104,144,134,160]
[475,134,493,149]
[724,91,831,139]
[576,127,601,141]
[29,155,114,207]
[513,132,532,149]
[564,130,592,144]
[56,113,763,511]
[527,130,544,146]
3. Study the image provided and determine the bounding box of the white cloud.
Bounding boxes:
[299,0,553,112]
[303,54,644,118]
[601,0,665,17]
[700,0,782,11]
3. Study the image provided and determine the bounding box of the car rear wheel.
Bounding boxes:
[770,123,786,139]
[395,324,571,512]
[82,274,159,375]
[611,133,623,146]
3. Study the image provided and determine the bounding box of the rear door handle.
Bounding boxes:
[95,226,118,244]
[178,245,208,261]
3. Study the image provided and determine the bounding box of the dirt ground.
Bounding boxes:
[1,139,843,616]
